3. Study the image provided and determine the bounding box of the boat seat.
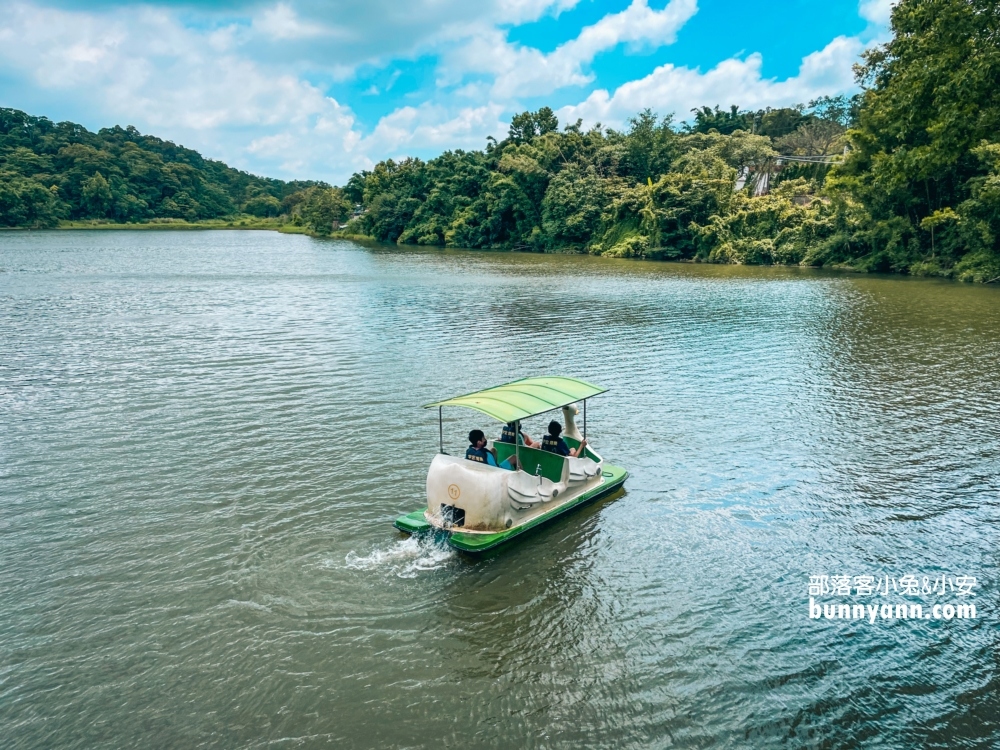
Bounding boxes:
[507,471,558,509]
[568,457,601,484]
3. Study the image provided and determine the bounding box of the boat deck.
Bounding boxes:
[394,463,628,553]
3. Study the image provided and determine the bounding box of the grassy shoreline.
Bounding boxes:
[3,221,996,283]
[50,219,309,233]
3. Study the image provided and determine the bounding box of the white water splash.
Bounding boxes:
[344,535,456,578]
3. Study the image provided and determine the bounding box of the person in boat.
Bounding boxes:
[466,429,519,470]
[541,420,588,458]
[498,422,539,449]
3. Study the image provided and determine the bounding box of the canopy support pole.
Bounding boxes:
[583,400,587,442]
[439,407,443,454]
[515,420,520,473]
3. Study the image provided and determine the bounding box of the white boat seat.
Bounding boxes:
[507,471,560,509]
[568,457,601,483]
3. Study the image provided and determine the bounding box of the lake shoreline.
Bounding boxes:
[4,222,996,284]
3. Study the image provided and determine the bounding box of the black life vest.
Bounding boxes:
[499,424,518,444]
[541,434,568,456]
[466,446,489,464]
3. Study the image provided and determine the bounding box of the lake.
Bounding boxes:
[2,230,998,748]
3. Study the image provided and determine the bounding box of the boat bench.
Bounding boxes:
[494,443,566,483]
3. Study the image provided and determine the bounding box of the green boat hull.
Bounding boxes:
[394,464,628,553]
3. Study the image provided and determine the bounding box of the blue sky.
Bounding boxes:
[0,0,893,184]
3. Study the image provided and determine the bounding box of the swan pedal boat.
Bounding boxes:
[394,376,628,553]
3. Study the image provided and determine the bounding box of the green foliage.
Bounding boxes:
[688,105,752,135]
[0,108,327,228]
[335,1,998,281]
[808,95,861,128]
[0,171,63,227]
[347,108,791,260]
[299,186,352,235]
[337,98,884,271]
[508,107,559,144]
[828,0,1000,278]
[7,2,999,287]
[542,166,615,250]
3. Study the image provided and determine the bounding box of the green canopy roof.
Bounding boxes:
[424,376,607,423]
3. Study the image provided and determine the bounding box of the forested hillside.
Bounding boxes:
[0,109,341,227]
[343,101,851,266]
[3,0,998,282]
[344,0,1000,282]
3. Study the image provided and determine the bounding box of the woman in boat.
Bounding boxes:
[466,430,518,470]
[541,421,588,458]
[498,422,539,449]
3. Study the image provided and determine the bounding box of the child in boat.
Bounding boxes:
[541,421,588,458]
[466,430,518,470]
[498,422,539,449]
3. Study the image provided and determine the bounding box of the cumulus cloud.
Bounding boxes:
[1,3,335,129]
[496,0,581,25]
[442,0,699,98]
[366,103,507,154]
[0,0,881,183]
[557,35,865,128]
[0,2,367,179]
[234,0,583,71]
[253,3,331,40]
[859,0,895,25]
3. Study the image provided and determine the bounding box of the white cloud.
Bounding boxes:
[442,0,699,98]
[859,0,894,25]
[0,1,517,181]
[558,35,865,128]
[254,3,330,40]
[0,2,366,180]
[366,103,507,155]
[496,0,581,25]
[235,0,583,72]
[564,0,697,59]
[0,0,881,184]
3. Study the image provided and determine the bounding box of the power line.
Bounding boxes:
[775,155,841,164]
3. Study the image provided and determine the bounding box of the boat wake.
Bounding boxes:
[344,534,455,578]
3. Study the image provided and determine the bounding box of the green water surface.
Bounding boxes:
[1,231,998,748]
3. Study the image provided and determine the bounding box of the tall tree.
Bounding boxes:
[832,0,1000,278]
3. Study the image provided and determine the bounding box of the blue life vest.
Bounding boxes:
[466,446,500,466]
[541,434,570,456]
[466,446,490,464]
[499,423,519,444]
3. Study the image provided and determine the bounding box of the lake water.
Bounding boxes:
[2,230,998,749]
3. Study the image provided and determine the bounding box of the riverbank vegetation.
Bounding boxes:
[338,0,1000,282]
[2,0,998,282]
[0,108,352,232]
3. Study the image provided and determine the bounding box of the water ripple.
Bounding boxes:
[1,231,998,749]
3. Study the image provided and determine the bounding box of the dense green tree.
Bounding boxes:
[808,95,862,128]
[0,172,63,227]
[81,171,113,218]
[300,187,352,235]
[542,166,615,249]
[688,105,752,135]
[829,0,1000,279]
[508,107,559,144]
[754,107,809,140]
[0,107,326,227]
[7,2,999,284]
[610,109,679,184]
[244,192,282,218]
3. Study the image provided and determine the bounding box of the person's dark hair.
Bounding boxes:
[548,420,562,436]
[468,429,485,445]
